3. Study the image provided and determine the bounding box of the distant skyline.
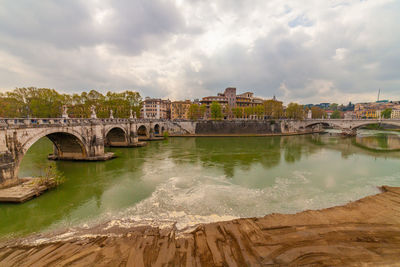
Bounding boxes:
[0,0,399,104]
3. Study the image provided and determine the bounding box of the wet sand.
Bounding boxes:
[1,186,400,266]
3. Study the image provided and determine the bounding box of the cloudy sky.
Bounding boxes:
[0,0,399,104]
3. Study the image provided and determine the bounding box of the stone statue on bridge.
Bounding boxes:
[90,105,97,119]
[110,110,114,119]
[62,105,69,119]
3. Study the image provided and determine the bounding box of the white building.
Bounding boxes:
[140,97,171,119]
[391,109,400,119]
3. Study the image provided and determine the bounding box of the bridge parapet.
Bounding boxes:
[0,118,164,129]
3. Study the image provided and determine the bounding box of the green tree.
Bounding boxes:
[188,104,206,120]
[381,108,392,119]
[210,101,223,120]
[286,103,304,120]
[244,106,255,118]
[311,106,325,119]
[188,104,199,120]
[263,99,284,119]
[330,103,338,111]
[232,107,243,118]
[330,110,341,119]
[255,105,264,118]
[199,105,206,119]
[0,87,142,118]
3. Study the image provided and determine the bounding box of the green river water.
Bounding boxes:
[1,130,400,238]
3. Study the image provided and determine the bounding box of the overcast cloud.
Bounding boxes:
[0,0,399,104]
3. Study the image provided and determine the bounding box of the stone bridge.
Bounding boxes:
[298,118,400,134]
[0,118,193,185]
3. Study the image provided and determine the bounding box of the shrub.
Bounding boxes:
[35,163,65,188]
[163,131,169,138]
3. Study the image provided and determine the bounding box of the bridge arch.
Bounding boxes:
[16,129,89,177]
[154,124,160,135]
[105,126,128,147]
[305,122,333,129]
[137,125,148,138]
[352,121,400,130]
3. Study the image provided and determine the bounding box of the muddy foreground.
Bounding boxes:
[1,186,400,266]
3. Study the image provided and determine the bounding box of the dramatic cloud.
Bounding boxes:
[0,0,399,104]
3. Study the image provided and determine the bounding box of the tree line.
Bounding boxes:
[0,87,142,118]
[187,100,308,120]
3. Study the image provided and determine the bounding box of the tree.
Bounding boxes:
[199,105,206,119]
[255,105,264,118]
[232,107,243,118]
[188,104,206,120]
[286,103,304,120]
[210,101,223,120]
[330,110,341,119]
[188,104,199,120]
[330,103,338,111]
[311,106,325,119]
[0,87,142,118]
[263,99,284,119]
[244,106,255,118]
[381,108,392,119]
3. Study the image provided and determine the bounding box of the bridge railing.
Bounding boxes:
[0,117,165,128]
[304,118,400,121]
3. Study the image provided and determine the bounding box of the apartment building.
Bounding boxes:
[171,100,192,120]
[140,97,171,119]
[200,88,264,119]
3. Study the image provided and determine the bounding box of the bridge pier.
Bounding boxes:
[341,128,357,137]
[0,152,17,186]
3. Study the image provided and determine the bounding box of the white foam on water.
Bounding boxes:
[98,169,341,230]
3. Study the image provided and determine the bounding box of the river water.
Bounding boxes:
[1,131,400,238]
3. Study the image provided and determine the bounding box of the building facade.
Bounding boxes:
[171,100,192,120]
[140,97,171,119]
[200,88,265,119]
[392,109,400,119]
[355,101,400,119]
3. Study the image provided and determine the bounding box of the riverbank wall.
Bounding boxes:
[195,120,281,134]
[168,120,310,136]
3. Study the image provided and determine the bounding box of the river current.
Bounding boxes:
[1,131,400,238]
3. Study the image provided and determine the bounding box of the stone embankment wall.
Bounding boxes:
[194,120,281,135]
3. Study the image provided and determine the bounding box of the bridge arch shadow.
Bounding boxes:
[105,127,128,147]
[154,124,160,135]
[137,125,148,139]
[16,130,89,178]
[305,122,332,129]
[352,121,400,130]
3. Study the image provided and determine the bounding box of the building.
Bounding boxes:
[319,103,330,109]
[355,101,400,119]
[171,100,192,120]
[307,109,312,119]
[392,109,400,119]
[341,102,355,112]
[140,97,171,119]
[200,87,265,119]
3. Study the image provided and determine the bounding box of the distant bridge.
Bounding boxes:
[299,118,400,133]
[1,117,399,185]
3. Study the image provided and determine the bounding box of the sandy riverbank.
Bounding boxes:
[1,186,400,266]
